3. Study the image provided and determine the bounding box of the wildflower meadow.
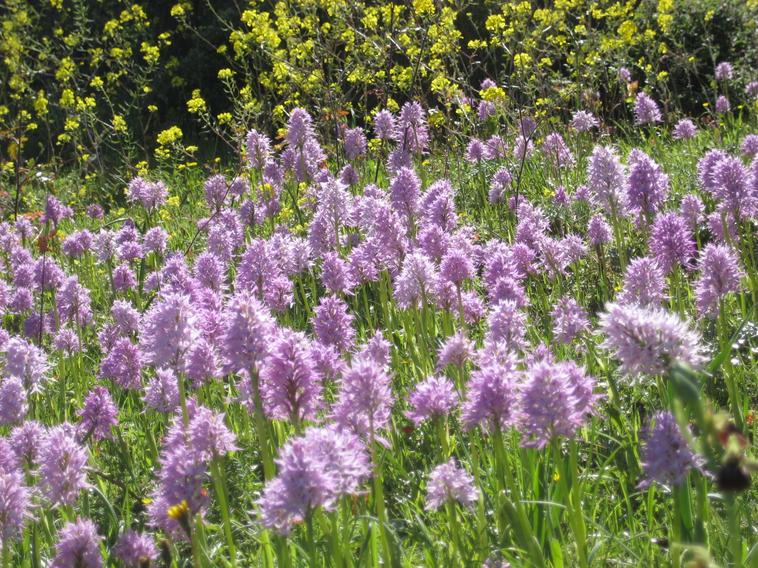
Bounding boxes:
[1,1,758,567]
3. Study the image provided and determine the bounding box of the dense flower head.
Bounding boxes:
[86,204,104,219]
[51,518,103,568]
[77,386,118,441]
[707,210,739,244]
[405,375,458,425]
[394,101,429,154]
[512,135,534,161]
[710,155,755,219]
[697,149,728,193]
[221,293,276,373]
[394,252,437,309]
[344,127,367,161]
[373,109,396,140]
[551,297,590,343]
[10,420,44,470]
[419,179,457,230]
[3,336,49,392]
[0,377,28,426]
[246,128,272,169]
[747,81,758,100]
[617,257,667,307]
[437,332,474,370]
[625,149,669,218]
[587,145,626,214]
[113,530,159,567]
[465,138,486,162]
[204,174,228,211]
[389,166,421,219]
[639,411,702,488]
[320,252,355,295]
[486,300,527,352]
[571,110,599,131]
[34,257,65,291]
[587,214,612,247]
[357,331,391,368]
[143,368,180,413]
[258,425,370,535]
[680,194,704,229]
[312,295,355,353]
[56,276,92,327]
[99,337,142,390]
[477,100,496,121]
[0,467,30,546]
[126,177,167,211]
[188,405,238,460]
[193,251,226,293]
[440,249,474,286]
[649,212,695,273]
[599,302,704,377]
[62,230,93,258]
[489,167,512,203]
[619,66,632,82]
[42,195,74,227]
[332,353,394,440]
[340,164,359,186]
[542,132,574,168]
[40,423,90,506]
[672,119,697,140]
[147,413,210,538]
[285,108,316,148]
[140,293,199,369]
[715,95,730,114]
[490,276,528,308]
[260,329,322,423]
[425,459,480,510]
[520,360,597,448]
[741,134,758,158]
[634,92,662,125]
[694,244,743,316]
[715,61,733,81]
[462,356,520,431]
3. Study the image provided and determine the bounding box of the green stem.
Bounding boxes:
[493,427,545,567]
[250,368,275,480]
[436,417,450,460]
[728,495,742,567]
[306,513,318,566]
[177,371,189,429]
[211,458,237,566]
[371,440,395,568]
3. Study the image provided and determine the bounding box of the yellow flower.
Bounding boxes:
[617,20,637,44]
[218,68,234,80]
[187,90,206,114]
[90,76,104,89]
[112,115,128,133]
[156,126,183,146]
[34,91,48,116]
[135,161,149,176]
[141,42,160,66]
[64,117,80,132]
[412,0,435,16]
[513,52,532,68]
